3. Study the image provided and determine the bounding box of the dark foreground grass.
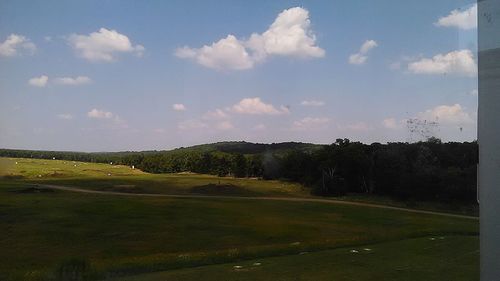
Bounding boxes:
[0,179,478,280]
[117,235,478,281]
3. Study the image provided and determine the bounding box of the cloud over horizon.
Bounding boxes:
[230,97,290,115]
[417,104,474,125]
[87,108,113,119]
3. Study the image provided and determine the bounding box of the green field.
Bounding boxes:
[0,158,479,280]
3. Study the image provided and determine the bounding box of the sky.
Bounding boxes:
[0,0,478,152]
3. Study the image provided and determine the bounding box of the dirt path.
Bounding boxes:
[37,184,478,220]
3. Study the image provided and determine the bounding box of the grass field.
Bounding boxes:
[0,157,479,280]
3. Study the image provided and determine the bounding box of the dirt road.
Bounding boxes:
[37,184,478,220]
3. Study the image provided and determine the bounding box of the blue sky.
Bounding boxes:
[0,0,478,151]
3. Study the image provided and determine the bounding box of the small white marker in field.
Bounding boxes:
[253,262,261,266]
[74,164,77,167]
[15,162,18,164]
[52,157,55,160]
[107,173,111,176]
[350,250,359,253]
[233,265,243,269]
[110,162,113,165]
[429,238,436,241]
[363,248,372,251]
[131,165,135,169]
[38,174,42,177]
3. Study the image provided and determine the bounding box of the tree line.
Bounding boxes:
[0,138,478,204]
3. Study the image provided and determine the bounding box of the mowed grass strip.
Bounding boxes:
[116,235,478,281]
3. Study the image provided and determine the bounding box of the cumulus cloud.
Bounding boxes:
[435,4,477,30]
[57,114,73,120]
[87,108,113,119]
[407,49,477,77]
[175,7,324,70]
[301,100,325,106]
[215,121,234,130]
[203,109,229,120]
[68,28,144,62]
[28,75,49,87]
[292,117,330,130]
[349,39,377,65]
[172,103,186,111]
[175,35,254,70]
[230,97,289,115]
[417,104,474,125]
[0,34,36,57]
[382,118,400,129]
[53,76,92,85]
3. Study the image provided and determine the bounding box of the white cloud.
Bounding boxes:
[246,7,325,59]
[359,40,378,54]
[87,108,113,119]
[28,75,48,87]
[172,103,186,111]
[301,100,325,106]
[215,121,234,130]
[68,28,144,62]
[178,119,208,130]
[407,49,477,77]
[175,7,324,70]
[53,76,92,85]
[175,35,254,70]
[203,109,229,120]
[349,39,377,65]
[230,97,289,115]
[0,34,36,57]
[435,4,477,30]
[292,117,330,130]
[57,114,73,120]
[417,104,474,125]
[349,53,367,65]
[382,118,400,129]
